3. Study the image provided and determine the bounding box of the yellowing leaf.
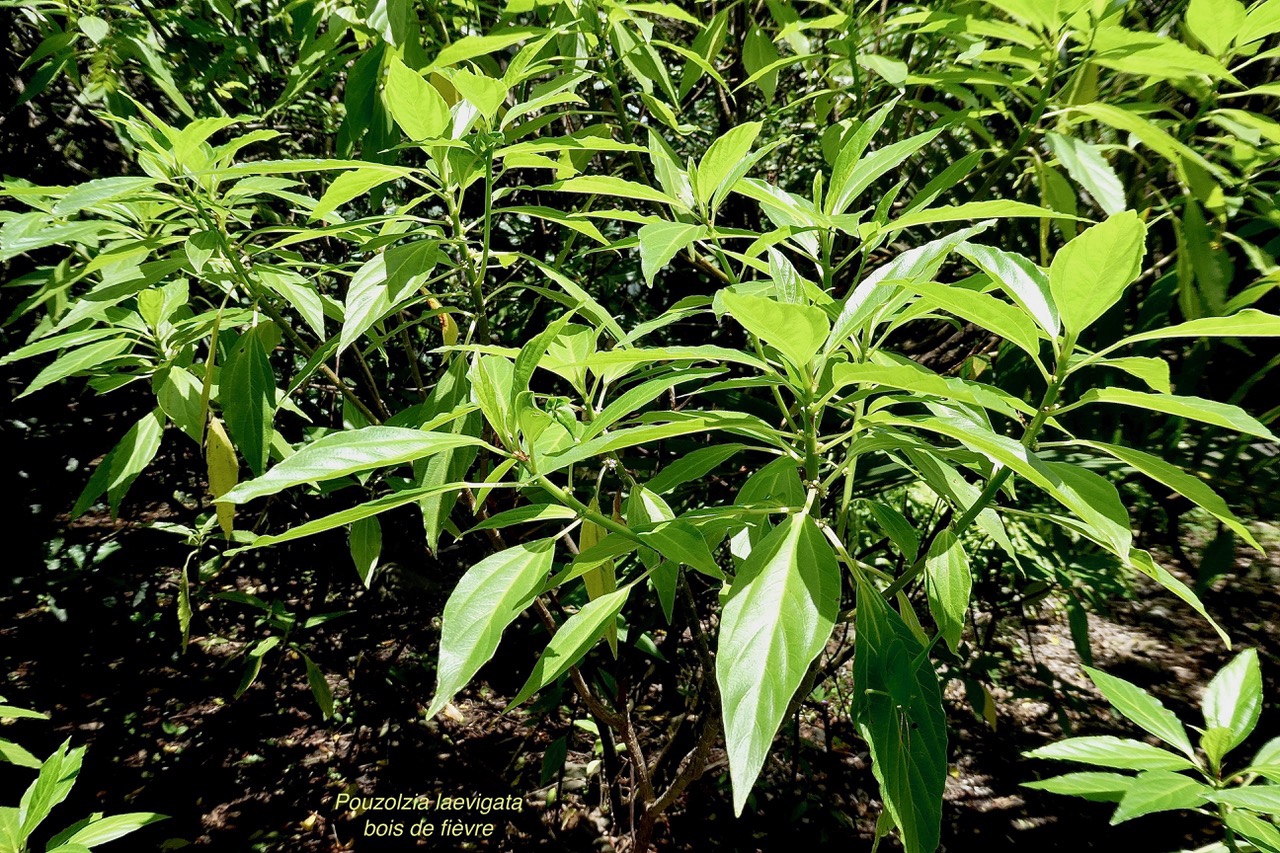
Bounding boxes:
[206,415,239,537]
[580,498,618,656]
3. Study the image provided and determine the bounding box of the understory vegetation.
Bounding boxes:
[3,0,1280,850]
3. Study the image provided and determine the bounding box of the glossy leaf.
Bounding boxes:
[428,539,556,719]
[854,570,947,853]
[637,222,706,286]
[717,512,840,815]
[220,427,488,503]
[1084,667,1195,757]
[220,323,277,476]
[341,240,439,354]
[1073,388,1276,440]
[1025,736,1196,771]
[1202,648,1262,752]
[1049,211,1147,337]
[1080,440,1260,552]
[1110,770,1211,824]
[1022,772,1136,803]
[385,55,450,141]
[72,409,165,518]
[695,122,761,206]
[509,583,632,708]
[721,290,829,370]
[925,530,970,653]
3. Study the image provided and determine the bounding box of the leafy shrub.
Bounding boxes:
[1027,650,1280,852]
[0,703,165,852]
[3,0,1280,850]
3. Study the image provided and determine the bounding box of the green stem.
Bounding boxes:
[536,473,645,547]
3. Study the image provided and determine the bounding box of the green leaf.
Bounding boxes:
[886,414,1132,556]
[720,290,830,370]
[220,323,278,476]
[903,281,1046,362]
[429,539,555,718]
[886,200,1064,232]
[17,338,131,399]
[1045,132,1126,215]
[430,30,537,69]
[52,176,155,216]
[72,409,166,518]
[1092,356,1171,394]
[582,369,724,441]
[1201,726,1235,773]
[1226,810,1280,853]
[470,354,517,445]
[1213,786,1280,814]
[1088,26,1234,81]
[1084,667,1194,757]
[743,26,780,101]
[349,516,382,588]
[219,427,488,504]
[1025,736,1196,771]
[259,269,326,340]
[1042,461,1133,558]
[1203,649,1263,753]
[866,500,920,564]
[0,706,48,721]
[637,222,707,286]
[1246,736,1280,782]
[695,122,761,206]
[830,224,994,349]
[508,583,632,708]
[827,127,943,217]
[302,654,334,719]
[549,176,684,209]
[60,813,168,846]
[0,329,118,368]
[1110,770,1211,824]
[924,530,970,653]
[1079,441,1261,552]
[1128,549,1229,646]
[1072,388,1276,440]
[1049,211,1147,337]
[385,55,450,141]
[467,504,576,532]
[1116,309,1280,345]
[1186,0,1246,56]
[717,513,840,815]
[1022,772,1136,803]
[21,740,84,837]
[831,361,1032,419]
[451,69,508,120]
[853,573,946,853]
[957,242,1059,336]
[638,518,721,578]
[0,738,41,769]
[646,444,746,495]
[340,240,439,354]
[228,480,503,552]
[1241,0,1280,46]
[311,167,401,220]
[154,366,204,442]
